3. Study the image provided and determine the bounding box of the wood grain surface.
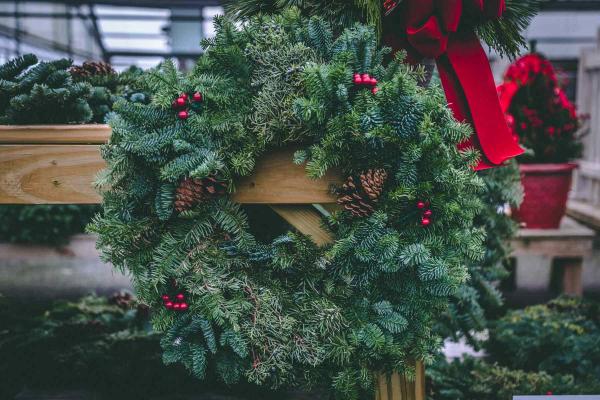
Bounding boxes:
[0,125,110,144]
[0,129,341,204]
[269,205,335,246]
[0,145,104,204]
[234,148,341,204]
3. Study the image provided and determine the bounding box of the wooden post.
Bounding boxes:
[556,258,584,297]
[0,125,425,400]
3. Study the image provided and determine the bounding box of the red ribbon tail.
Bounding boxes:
[436,31,524,170]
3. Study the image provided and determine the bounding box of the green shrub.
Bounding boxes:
[0,295,312,399]
[486,296,600,383]
[0,54,93,124]
[0,205,99,246]
[428,356,600,400]
[437,160,522,347]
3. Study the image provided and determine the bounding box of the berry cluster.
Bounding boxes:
[353,73,379,94]
[172,91,203,120]
[162,293,189,311]
[416,200,433,227]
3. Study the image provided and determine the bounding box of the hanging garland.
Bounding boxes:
[90,11,485,399]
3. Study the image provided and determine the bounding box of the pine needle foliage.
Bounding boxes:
[437,161,523,346]
[474,0,540,59]
[91,10,485,398]
[0,54,93,124]
[224,0,539,59]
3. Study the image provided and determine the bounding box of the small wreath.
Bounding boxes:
[91,11,484,398]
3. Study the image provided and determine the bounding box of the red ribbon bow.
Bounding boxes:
[384,0,524,169]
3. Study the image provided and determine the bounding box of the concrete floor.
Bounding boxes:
[0,234,131,299]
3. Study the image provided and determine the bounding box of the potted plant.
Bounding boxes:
[498,53,583,229]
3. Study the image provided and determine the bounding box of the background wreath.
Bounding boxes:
[91,10,486,398]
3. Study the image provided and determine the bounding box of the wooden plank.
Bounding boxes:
[568,199,600,230]
[512,217,594,258]
[415,361,426,400]
[234,148,341,204]
[0,124,110,144]
[511,237,593,258]
[0,145,341,205]
[377,374,390,400]
[0,145,104,204]
[269,205,334,246]
[516,217,595,239]
[390,373,402,400]
[559,258,584,297]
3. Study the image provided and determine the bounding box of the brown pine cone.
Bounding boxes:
[174,175,227,212]
[70,60,115,78]
[337,169,388,217]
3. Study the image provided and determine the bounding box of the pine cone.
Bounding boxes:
[337,169,388,217]
[174,175,227,212]
[70,60,115,78]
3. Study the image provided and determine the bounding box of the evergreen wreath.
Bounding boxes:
[91,10,486,398]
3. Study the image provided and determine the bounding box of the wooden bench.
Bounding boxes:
[511,217,595,297]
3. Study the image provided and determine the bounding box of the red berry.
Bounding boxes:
[162,295,170,301]
[421,218,431,227]
[176,293,185,300]
[176,97,186,107]
[178,110,189,120]
[353,74,362,84]
[180,93,188,100]
[506,114,515,126]
[192,92,203,102]
[180,303,189,310]
[416,201,426,209]
[423,209,432,218]
[361,73,370,84]
[372,87,379,95]
[370,77,377,86]
[165,301,174,309]
[173,303,181,310]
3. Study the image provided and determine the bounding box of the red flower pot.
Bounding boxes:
[515,163,577,229]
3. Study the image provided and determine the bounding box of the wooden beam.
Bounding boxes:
[0,145,104,204]
[568,199,600,231]
[269,205,334,246]
[0,126,341,204]
[0,125,110,144]
[511,217,595,257]
[234,149,341,204]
